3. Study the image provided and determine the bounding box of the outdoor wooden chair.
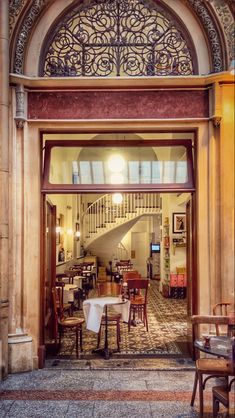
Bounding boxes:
[212,377,235,417]
[212,302,232,336]
[190,315,230,417]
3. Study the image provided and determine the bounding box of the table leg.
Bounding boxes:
[104,305,110,359]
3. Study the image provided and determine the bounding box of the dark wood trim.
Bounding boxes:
[39,130,45,367]
[42,139,195,193]
[40,128,198,362]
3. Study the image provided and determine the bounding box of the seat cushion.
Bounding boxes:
[196,358,230,374]
[59,317,84,327]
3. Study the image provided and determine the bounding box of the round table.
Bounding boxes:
[83,296,130,360]
[194,336,232,359]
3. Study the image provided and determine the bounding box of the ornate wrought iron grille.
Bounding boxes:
[41,0,196,77]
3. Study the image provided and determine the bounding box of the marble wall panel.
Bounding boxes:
[28,90,209,120]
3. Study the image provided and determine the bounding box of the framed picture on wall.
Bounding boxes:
[172,213,186,233]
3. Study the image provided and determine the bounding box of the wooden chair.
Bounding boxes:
[127,278,149,332]
[55,281,73,316]
[212,302,232,336]
[212,376,235,417]
[52,287,84,358]
[123,271,141,281]
[97,282,122,351]
[64,269,81,284]
[190,315,230,417]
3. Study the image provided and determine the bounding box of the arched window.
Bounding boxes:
[40,0,198,77]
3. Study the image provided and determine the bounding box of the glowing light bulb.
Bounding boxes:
[108,154,125,172]
[110,173,124,184]
[112,193,123,204]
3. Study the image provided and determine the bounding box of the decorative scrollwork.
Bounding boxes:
[187,0,224,72]
[9,0,25,37]
[13,0,49,74]
[41,0,196,77]
[211,0,235,63]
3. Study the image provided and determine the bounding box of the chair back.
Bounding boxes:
[98,282,122,297]
[213,302,232,316]
[64,269,81,284]
[212,303,232,336]
[127,278,149,304]
[191,315,229,359]
[55,281,65,306]
[123,271,141,281]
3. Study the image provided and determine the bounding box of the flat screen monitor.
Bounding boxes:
[151,243,160,254]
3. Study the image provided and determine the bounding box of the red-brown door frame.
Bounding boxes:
[39,132,198,366]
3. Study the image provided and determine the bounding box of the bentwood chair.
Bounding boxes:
[212,376,235,417]
[127,278,149,332]
[55,281,73,316]
[212,302,232,336]
[190,315,231,417]
[52,287,84,358]
[97,282,122,351]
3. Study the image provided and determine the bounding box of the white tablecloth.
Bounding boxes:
[63,284,79,303]
[62,276,83,288]
[83,297,130,333]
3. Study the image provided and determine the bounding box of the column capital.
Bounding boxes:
[15,84,26,129]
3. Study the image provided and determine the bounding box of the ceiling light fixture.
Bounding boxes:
[112,193,123,204]
[108,154,125,172]
[110,173,124,184]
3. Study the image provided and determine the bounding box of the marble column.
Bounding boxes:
[0,0,9,379]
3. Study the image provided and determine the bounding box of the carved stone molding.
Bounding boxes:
[187,0,224,72]
[211,0,235,62]
[15,84,26,128]
[13,0,49,74]
[212,115,222,127]
[9,0,26,37]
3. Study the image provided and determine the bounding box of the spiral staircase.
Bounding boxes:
[82,193,161,249]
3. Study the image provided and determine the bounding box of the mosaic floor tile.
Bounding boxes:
[55,282,188,359]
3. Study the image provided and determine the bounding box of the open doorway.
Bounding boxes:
[43,191,193,359]
[41,133,196,362]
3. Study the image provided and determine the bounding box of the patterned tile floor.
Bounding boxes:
[56,281,188,359]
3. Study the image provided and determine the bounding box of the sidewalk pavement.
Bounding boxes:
[0,358,225,417]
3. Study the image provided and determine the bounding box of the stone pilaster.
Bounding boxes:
[0,0,9,380]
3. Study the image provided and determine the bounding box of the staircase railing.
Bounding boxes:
[82,193,161,247]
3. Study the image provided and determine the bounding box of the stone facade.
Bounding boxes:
[0,0,234,378]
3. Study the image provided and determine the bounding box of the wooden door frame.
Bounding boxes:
[39,129,198,366]
[38,196,56,368]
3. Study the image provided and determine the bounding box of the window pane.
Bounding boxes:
[48,145,189,185]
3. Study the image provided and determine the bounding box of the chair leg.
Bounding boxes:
[213,394,220,417]
[198,372,204,417]
[190,371,198,406]
[59,328,62,348]
[145,307,148,332]
[128,311,131,332]
[97,327,101,348]
[80,325,83,352]
[117,320,120,351]
[76,327,78,358]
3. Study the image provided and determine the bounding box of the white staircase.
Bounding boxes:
[82,193,161,248]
